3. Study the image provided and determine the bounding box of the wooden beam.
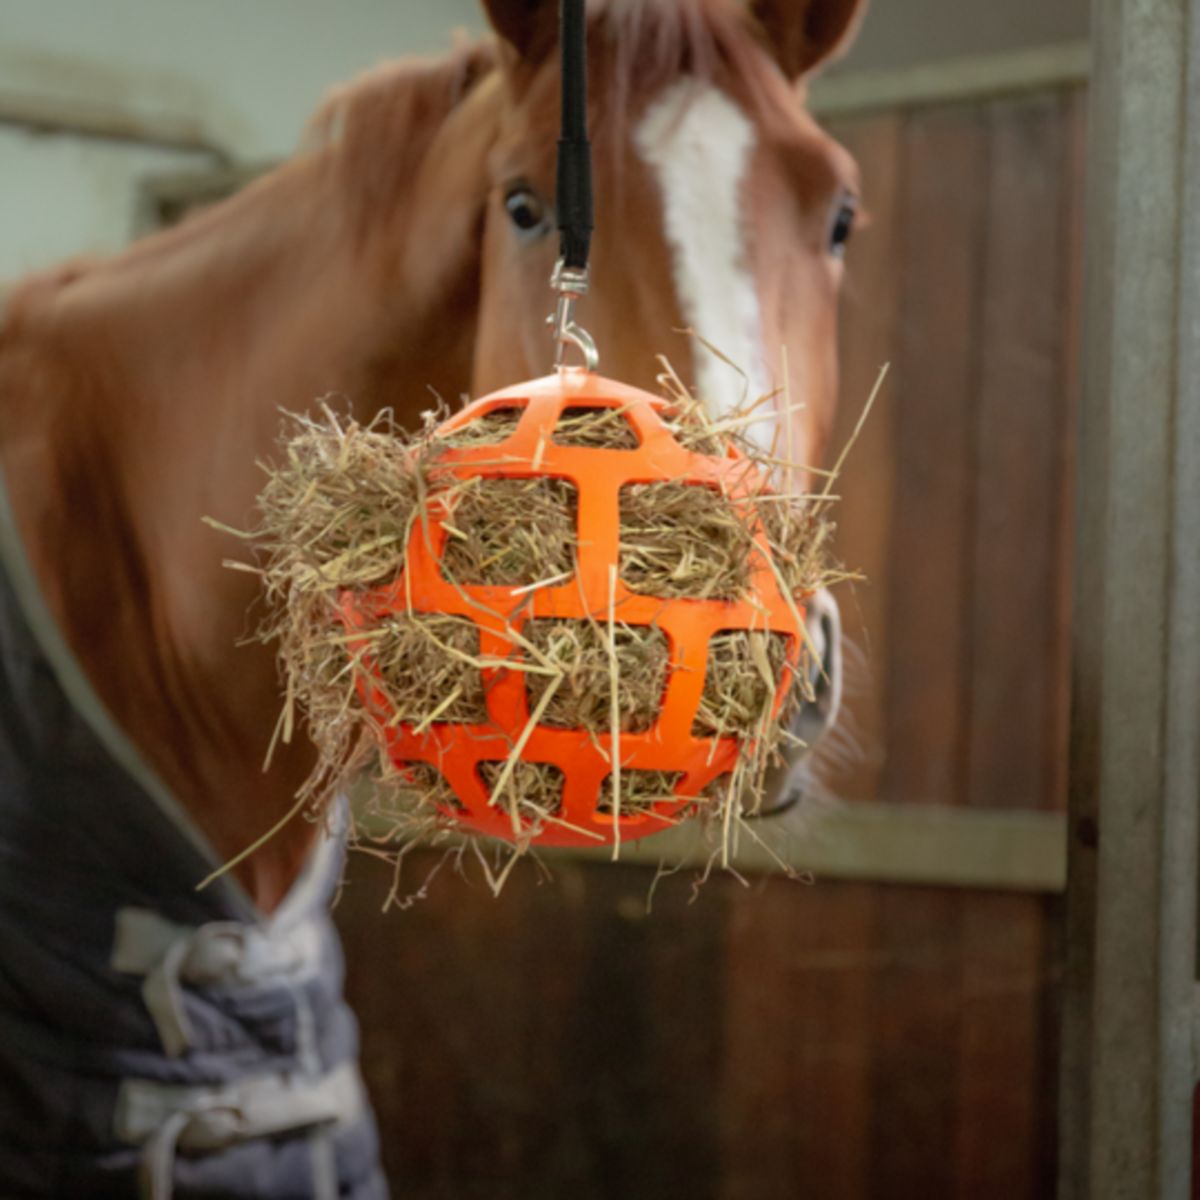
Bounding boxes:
[811,41,1090,117]
[353,795,1067,893]
[544,803,1067,892]
[1060,0,1200,1195]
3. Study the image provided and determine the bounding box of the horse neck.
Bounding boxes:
[0,151,480,911]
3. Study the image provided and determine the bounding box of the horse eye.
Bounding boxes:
[504,186,550,238]
[829,199,857,258]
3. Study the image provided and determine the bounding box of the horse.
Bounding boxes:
[0,0,865,1193]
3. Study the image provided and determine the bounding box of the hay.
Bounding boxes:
[553,405,640,449]
[524,617,668,732]
[370,614,487,725]
[379,761,460,814]
[438,405,524,446]
[254,407,420,593]
[481,760,564,828]
[693,630,793,738]
[619,481,755,600]
[759,501,830,599]
[228,406,435,811]
[439,476,577,588]
[221,350,869,898]
[598,769,682,815]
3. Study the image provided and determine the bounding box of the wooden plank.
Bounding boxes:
[557,864,724,1198]
[339,862,1062,1200]
[866,886,962,1195]
[718,879,875,1200]
[1047,90,1089,816]
[952,894,1047,1197]
[965,92,1070,812]
[882,102,988,807]
[819,111,903,806]
[337,850,727,1197]
[1066,0,1200,1189]
[1055,86,1097,1200]
[336,848,544,1188]
[865,102,983,1200]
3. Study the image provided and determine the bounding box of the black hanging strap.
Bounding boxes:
[556,0,592,272]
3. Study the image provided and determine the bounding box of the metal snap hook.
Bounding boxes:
[548,259,598,372]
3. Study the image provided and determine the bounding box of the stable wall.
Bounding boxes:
[0,0,479,276]
[333,67,1084,1197]
[0,0,1088,279]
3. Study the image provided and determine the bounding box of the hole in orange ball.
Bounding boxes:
[439,476,577,587]
[370,614,488,724]
[389,761,464,813]
[618,481,755,600]
[596,769,683,817]
[479,760,565,825]
[523,618,668,733]
[438,404,526,447]
[552,405,640,450]
[692,630,794,737]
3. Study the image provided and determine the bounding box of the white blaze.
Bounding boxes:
[634,80,773,450]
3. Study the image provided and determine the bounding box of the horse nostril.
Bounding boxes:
[828,197,857,257]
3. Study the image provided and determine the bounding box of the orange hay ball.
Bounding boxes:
[338,370,806,847]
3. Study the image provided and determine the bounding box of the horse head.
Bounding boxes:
[474,0,864,789]
[0,0,865,903]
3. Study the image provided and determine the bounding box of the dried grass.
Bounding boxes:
[377,761,460,815]
[524,617,668,732]
[438,405,524,446]
[370,614,487,725]
[693,630,793,738]
[598,769,682,815]
[553,405,640,449]
[480,760,564,828]
[439,476,577,588]
[619,481,755,600]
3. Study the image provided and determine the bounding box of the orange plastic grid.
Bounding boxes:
[339,369,806,847]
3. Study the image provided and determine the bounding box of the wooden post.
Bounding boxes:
[1061,0,1200,1196]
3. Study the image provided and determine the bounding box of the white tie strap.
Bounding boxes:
[111,907,325,1058]
[115,1061,364,1200]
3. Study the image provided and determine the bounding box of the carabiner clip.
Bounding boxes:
[548,259,599,372]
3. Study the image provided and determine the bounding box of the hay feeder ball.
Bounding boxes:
[337,369,808,849]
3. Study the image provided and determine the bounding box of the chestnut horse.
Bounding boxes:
[0,0,863,1193]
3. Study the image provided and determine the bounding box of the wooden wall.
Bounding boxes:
[336,83,1086,1199]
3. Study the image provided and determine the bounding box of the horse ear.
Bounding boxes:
[750,0,867,79]
[479,0,559,63]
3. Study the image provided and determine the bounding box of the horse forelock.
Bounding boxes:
[591,0,796,144]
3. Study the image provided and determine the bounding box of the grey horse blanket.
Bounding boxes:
[0,473,387,1198]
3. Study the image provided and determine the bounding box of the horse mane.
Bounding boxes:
[301,39,499,242]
